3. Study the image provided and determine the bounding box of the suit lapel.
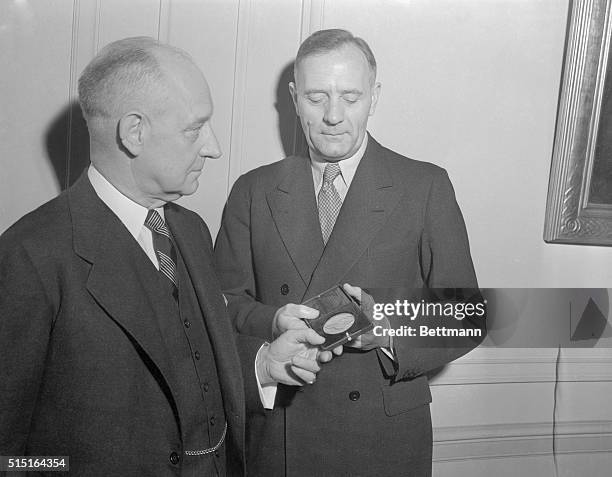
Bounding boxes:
[304,137,403,299]
[165,205,245,446]
[69,174,181,411]
[266,156,325,286]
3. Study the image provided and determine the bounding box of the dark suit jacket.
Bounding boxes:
[0,173,262,476]
[214,135,484,476]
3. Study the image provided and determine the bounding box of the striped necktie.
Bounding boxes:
[144,209,178,294]
[318,163,342,244]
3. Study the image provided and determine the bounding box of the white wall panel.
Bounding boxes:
[318,0,594,288]
[96,0,161,47]
[227,0,304,182]
[166,0,240,233]
[1,0,75,232]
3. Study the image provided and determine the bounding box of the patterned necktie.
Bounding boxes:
[318,163,343,244]
[144,209,178,292]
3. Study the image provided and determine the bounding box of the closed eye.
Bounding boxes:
[342,93,360,103]
[185,126,203,141]
[306,93,326,104]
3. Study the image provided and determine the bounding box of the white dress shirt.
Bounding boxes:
[88,165,162,270]
[310,133,368,201]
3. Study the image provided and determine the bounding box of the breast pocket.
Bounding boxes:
[380,375,432,416]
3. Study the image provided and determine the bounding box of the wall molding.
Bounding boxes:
[299,0,325,40]
[429,348,612,385]
[226,0,252,191]
[157,0,171,43]
[66,0,82,189]
[433,420,612,462]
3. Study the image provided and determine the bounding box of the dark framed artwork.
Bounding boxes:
[545,0,612,245]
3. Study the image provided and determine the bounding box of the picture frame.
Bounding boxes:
[544,0,612,245]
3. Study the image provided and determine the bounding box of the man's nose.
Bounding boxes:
[323,98,344,125]
[199,124,222,159]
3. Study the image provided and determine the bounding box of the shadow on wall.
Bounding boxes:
[44,62,300,190]
[275,60,307,158]
[45,100,90,190]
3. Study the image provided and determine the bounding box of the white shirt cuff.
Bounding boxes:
[380,336,395,361]
[255,343,278,409]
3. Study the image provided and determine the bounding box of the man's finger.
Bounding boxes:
[342,283,362,302]
[290,366,317,384]
[332,345,343,356]
[285,320,309,330]
[292,328,325,346]
[293,305,319,319]
[317,350,333,363]
[292,355,321,373]
[285,303,319,320]
[297,346,319,361]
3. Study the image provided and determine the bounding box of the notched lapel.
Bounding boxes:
[305,139,403,298]
[69,175,181,413]
[266,157,324,286]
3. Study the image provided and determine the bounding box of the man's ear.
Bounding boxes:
[118,112,146,156]
[288,82,299,116]
[369,82,382,116]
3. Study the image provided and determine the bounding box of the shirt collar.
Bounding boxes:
[310,133,368,190]
[87,165,163,241]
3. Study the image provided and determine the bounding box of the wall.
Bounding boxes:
[2,1,611,476]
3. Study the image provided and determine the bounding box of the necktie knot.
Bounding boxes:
[323,163,341,186]
[145,209,171,238]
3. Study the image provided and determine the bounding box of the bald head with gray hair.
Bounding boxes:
[78,36,193,122]
[76,36,220,207]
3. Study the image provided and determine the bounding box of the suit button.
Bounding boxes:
[202,382,209,392]
[210,416,215,426]
[349,391,360,401]
[169,452,180,465]
[184,319,191,328]
[194,351,201,360]
[280,284,289,295]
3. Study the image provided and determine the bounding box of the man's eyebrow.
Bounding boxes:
[302,88,363,95]
[186,116,210,128]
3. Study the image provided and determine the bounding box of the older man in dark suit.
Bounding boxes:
[0,37,331,476]
[215,29,484,476]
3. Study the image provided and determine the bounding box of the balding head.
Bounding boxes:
[78,37,221,208]
[78,36,194,123]
[294,29,377,85]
